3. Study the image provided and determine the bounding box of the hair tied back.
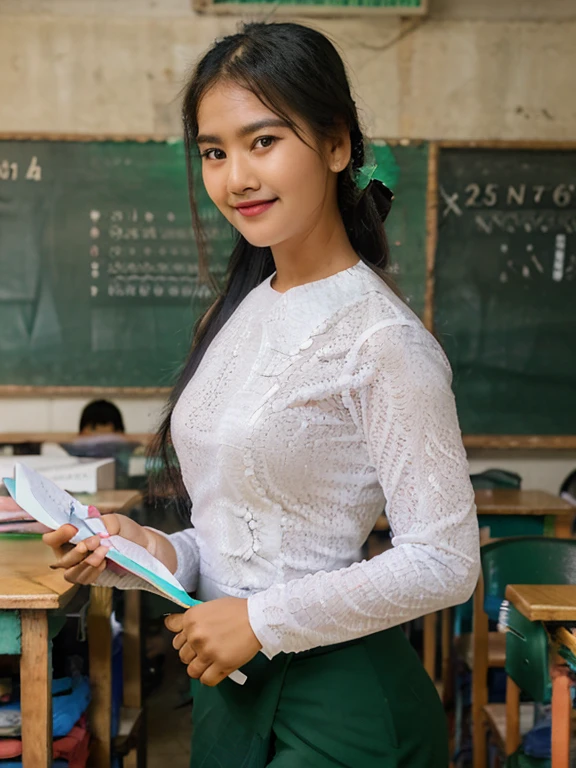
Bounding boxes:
[365,179,394,223]
[354,162,394,223]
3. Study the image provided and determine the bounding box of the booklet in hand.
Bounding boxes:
[4,463,248,686]
[4,462,199,609]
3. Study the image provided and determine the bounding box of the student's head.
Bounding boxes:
[183,22,389,263]
[79,400,125,435]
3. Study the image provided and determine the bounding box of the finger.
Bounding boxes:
[199,664,229,688]
[165,613,185,633]
[172,631,187,651]
[43,525,79,550]
[179,643,197,666]
[54,540,93,569]
[186,657,211,680]
[64,560,106,585]
[101,514,121,536]
[84,544,112,568]
[83,534,110,551]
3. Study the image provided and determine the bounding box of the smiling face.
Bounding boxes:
[196,82,347,250]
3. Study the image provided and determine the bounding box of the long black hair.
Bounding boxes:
[148,21,395,509]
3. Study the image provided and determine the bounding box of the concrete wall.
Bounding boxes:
[1,0,575,489]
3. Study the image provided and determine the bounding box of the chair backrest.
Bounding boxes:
[560,468,576,506]
[481,536,576,618]
[470,468,522,491]
[481,537,576,703]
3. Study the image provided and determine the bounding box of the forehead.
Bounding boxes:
[197,82,279,131]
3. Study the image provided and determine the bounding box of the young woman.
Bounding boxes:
[44,22,480,767]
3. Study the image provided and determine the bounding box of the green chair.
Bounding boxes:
[451,470,525,761]
[473,537,576,768]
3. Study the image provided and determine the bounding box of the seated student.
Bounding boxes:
[61,400,141,488]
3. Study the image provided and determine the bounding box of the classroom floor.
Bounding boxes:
[146,629,192,767]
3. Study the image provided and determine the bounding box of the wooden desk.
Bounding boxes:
[374,489,575,537]
[506,584,576,623]
[475,490,575,538]
[0,490,144,768]
[0,538,79,767]
[506,583,576,768]
[76,489,143,515]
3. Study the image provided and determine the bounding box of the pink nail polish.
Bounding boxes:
[88,505,102,519]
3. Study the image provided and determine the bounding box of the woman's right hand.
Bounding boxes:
[42,509,153,585]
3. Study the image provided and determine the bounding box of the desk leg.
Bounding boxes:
[123,590,145,768]
[551,666,571,768]
[553,514,574,539]
[20,610,52,768]
[88,586,113,768]
[423,611,437,680]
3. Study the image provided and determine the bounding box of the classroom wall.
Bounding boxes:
[1,0,575,489]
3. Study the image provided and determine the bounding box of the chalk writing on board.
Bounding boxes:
[440,183,576,219]
[473,211,576,235]
[87,207,231,303]
[0,156,42,182]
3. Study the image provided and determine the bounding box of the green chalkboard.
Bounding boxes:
[434,147,576,436]
[373,142,428,317]
[0,137,428,390]
[0,138,234,389]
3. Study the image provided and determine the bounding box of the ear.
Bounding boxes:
[326,126,351,174]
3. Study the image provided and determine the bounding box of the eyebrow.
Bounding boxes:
[196,118,290,145]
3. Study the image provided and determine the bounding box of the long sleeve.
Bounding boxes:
[247,321,480,659]
[94,525,201,593]
[167,527,201,592]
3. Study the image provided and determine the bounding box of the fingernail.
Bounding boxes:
[49,564,59,570]
[88,505,102,519]
[100,531,111,539]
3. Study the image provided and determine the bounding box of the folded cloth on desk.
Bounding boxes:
[0,497,50,534]
[0,714,89,768]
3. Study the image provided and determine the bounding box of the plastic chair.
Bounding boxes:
[473,536,576,768]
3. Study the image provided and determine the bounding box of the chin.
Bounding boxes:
[237,229,282,249]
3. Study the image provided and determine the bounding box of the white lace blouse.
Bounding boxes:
[98,260,480,658]
[162,260,480,659]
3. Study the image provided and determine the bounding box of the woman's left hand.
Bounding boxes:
[165,597,262,686]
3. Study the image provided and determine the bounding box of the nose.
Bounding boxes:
[226,153,260,196]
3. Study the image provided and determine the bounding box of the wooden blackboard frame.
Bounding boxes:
[192,0,428,16]
[427,139,576,449]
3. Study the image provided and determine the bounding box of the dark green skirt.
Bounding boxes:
[190,626,448,767]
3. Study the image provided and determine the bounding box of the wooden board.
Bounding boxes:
[0,538,78,609]
[193,0,428,16]
[474,489,574,517]
[76,489,142,515]
[505,584,576,622]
